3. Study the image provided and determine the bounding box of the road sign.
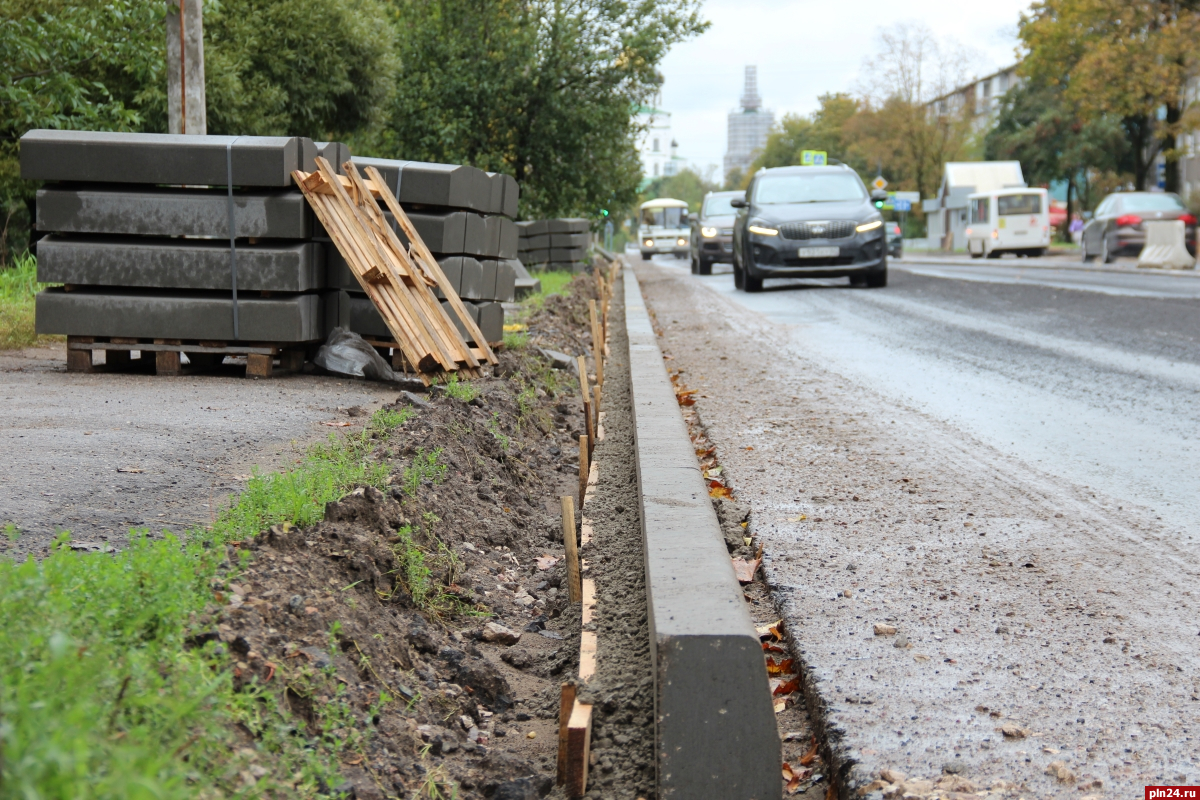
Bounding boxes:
[893,191,920,203]
[893,199,911,212]
[801,150,827,166]
[872,176,888,191]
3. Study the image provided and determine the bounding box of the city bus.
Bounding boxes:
[638,198,690,260]
[965,187,1051,258]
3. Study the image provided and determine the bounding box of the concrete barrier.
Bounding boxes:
[1138,220,1196,269]
[622,263,780,800]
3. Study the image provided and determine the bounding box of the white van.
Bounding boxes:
[638,198,690,259]
[965,188,1051,258]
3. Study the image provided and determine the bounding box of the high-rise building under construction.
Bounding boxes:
[724,66,774,181]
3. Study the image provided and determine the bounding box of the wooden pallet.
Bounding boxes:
[66,336,308,378]
[292,158,497,384]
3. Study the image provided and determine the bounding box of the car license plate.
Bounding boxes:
[798,247,839,258]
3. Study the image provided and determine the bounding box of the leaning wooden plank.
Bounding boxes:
[343,163,476,370]
[363,165,497,365]
[315,158,459,372]
[565,700,593,797]
[301,182,434,372]
[294,171,435,372]
[556,683,576,786]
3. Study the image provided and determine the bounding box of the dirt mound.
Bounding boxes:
[198,277,607,798]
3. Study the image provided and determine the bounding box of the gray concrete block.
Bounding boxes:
[547,217,589,233]
[500,174,519,218]
[36,186,312,239]
[350,157,491,211]
[494,260,516,302]
[622,265,779,799]
[498,217,518,258]
[503,257,532,281]
[36,287,325,342]
[431,256,464,300]
[520,251,549,266]
[328,250,483,300]
[514,277,540,299]
[516,219,548,237]
[37,235,325,292]
[522,234,551,251]
[20,130,313,187]
[478,259,498,301]
[545,261,588,273]
[463,212,488,256]
[551,232,589,248]
[485,173,505,216]
[550,247,587,262]
[476,301,503,344]
[483,216,502,259]
[313,141,351,175]
[346,292,390,339]
[407,210,467,254]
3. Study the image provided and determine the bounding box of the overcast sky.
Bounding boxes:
[659,0,1035,177]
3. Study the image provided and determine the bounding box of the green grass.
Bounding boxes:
[401,446,448,496]
[524,269,574,307]
[441,372,477,403]
[0,251,60,349]
[0,407,426,798]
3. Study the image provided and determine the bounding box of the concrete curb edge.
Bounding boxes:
[621,259,781,800]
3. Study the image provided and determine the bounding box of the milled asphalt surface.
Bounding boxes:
[632,251,1200,797]
[0,345,396,558]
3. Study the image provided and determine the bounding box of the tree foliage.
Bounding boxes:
[1020,0,1200,190]
[640,167,718,212]
[370,0,707,219]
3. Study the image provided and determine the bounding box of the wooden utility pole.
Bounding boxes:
[166,0,206,135]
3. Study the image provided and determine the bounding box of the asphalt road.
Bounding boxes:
[633,250,1200,797]
[0,344,396,559]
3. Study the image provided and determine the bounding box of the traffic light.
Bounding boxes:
[874,197,885,209]
[600,209,609,217]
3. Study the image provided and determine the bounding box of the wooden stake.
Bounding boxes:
[577,356,594,458]
[561,495,582,603]
[577,436,589,515]
[588,299,603,388]
[556,682,576,785]
[566,701,594,797]
[593,384,601,437]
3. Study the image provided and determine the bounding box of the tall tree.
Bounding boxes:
[749,94,861,173]
[1020,0,1200,190]
[985,79,1128,213]
[373,0,707,219]
[853,23,976,201]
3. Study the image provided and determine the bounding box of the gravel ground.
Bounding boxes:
[0,344,396,557]
[634,257,1200,799]
[573,274,657,798]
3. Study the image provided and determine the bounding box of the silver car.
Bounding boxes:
[689,191,742,275]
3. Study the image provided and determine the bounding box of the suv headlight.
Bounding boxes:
[701,226,718,238]
[748,223,779,236]
[856,219,883,233]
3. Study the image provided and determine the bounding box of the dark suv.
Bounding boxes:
[731,164,887,291]
[689,190,742,275]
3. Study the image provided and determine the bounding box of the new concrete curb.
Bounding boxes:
[622,261,780,800]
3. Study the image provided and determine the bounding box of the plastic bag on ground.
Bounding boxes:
[313,327,397,382]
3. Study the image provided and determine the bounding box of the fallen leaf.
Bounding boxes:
[799,737,819,766]
[787,514,808,522]
[762,641,787,653]
[709,484,734,500]
[731,556,761,583]
[534,556,559,570]
[766,657,794,675]
[781,762,812,794]
[703,466,723,478]
[756,620,783,639]
[773,697,787,713]
[772,676,800,696]
[745,445,754,450]
[502,323,526,332]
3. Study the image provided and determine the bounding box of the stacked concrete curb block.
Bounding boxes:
[24,130,342,373]
[330,157,522,345]
[622,261,781,799]
[517,218,590,272]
